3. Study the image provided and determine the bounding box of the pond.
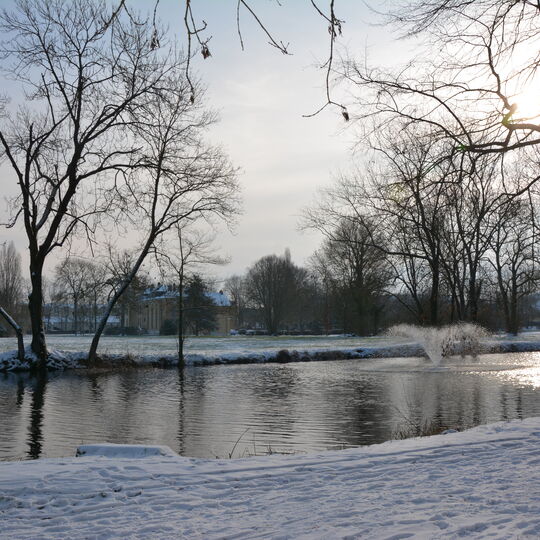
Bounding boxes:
[2,352,540,461]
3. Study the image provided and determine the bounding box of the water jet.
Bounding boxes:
[388,323,486,365]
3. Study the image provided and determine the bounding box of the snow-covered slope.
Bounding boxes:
[2,418,540,539]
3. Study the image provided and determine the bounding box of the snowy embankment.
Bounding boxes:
[0,348,86,372]
[2,418,540,539]
[2,334,540,371]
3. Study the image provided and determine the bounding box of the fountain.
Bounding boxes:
[388,323,487,366]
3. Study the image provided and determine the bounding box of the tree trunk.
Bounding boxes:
[89,289,123,363]
[509,279,519,336]
[468,270,480,322]
[429,265,439,325]
[73,296,79,335]
[354,293,367,336]
[177,271,185,368]
[120,303,126,336]
[494,261,511,334]
[93,293,98,333]
[0,306,25,362]
[88,239,153,363]
[324,282,329,335]
[28,262,48,368]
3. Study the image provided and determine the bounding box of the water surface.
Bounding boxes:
[2,352,540,461]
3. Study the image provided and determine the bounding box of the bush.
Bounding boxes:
[104,326,144,336]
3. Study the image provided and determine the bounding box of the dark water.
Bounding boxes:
[2,353,540,461]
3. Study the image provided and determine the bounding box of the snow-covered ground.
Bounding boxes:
[2,418,540,539]
[2,332,540,371]
[0,333,403,356]
[0,334,419,371]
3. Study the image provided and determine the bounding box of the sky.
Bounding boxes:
[0,0,410,284]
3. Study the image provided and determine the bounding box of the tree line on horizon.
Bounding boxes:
[2,216,540,352]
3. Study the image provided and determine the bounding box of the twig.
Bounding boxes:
[303,0,349,120]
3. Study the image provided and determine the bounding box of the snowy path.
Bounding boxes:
[2,419,540,538]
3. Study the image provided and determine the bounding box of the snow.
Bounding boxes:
[0,333,392,356]
[206,290,231,306]
[2,418,540,538]
[76,444,178,458]
[0,347,85,372]
[4,332,540,371]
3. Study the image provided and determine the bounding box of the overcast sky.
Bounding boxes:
[0,1,410,284]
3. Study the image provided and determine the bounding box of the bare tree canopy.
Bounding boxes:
[346,1,540,153]
[54,257,100,335]
[87,63,239,362]
[303,119,540,331]
[0,0,239,366]
[245,251,309,335]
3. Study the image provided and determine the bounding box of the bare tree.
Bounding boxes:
[102,248,150,335]
[346,1,540,155]
[319,130,451,324]
[86,260,108,333]
[0,0,185,365]
[156,224,228,365]
[305,216,391,334]
[0,241,24,360]
[224,274,246,329]
[386,244,432,324]
[0,241,23,321]
[307,250,334,334]
[245,251,307,335]
[488,197,540,335]
[305,118,540,328]
[87,68,239,362]
[54,257,96,335]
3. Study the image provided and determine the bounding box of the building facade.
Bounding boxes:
[128,285,237,336]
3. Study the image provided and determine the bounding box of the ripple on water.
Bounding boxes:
[2,352,540,460]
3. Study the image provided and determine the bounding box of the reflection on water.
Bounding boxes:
[2,352,540,461]
[28,372,47,459]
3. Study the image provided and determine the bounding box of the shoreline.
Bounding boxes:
[1,337,540,372]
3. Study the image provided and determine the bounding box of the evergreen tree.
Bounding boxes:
[183,275,217,336]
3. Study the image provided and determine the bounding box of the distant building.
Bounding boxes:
[127,285,237,336]
[43,303,120,334]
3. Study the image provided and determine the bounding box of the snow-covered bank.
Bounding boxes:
[2,418,540,539]
[3,335,540,372]
[0,348,86,372]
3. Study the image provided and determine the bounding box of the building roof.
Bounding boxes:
[141,287,232,307]
[206,291,231,307]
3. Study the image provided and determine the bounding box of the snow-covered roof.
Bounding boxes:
[142,288,231,306]
[207,291,231,307]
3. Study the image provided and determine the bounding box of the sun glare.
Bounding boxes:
[513,88,540,121]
